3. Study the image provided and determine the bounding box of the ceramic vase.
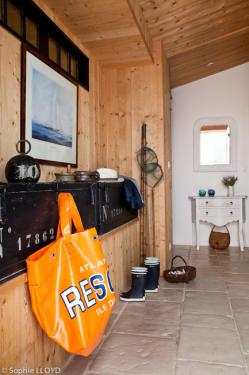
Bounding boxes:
[227,186,234,197]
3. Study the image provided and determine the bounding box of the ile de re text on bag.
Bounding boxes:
[26,192,115,356]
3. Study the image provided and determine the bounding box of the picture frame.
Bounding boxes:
[21,45,78,167]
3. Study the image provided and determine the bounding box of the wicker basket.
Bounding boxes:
[163,255,196,283]
[209,225,230,250]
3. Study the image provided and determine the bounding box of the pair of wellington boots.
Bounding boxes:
[120,257,160,302]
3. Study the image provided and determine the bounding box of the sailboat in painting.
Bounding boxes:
[31,68,73,148]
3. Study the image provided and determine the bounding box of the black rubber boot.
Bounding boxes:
[145,257,160,293]
[120,267,147,302]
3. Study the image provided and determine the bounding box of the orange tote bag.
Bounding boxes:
[26,192,115,356]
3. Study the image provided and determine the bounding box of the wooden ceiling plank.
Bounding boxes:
[164,23,249,57]
[140,0,205,18]
[78,26,140,42]
[84,35,151,64]
[144,0,224,32]
[169,38,249,70]
[171,53,249,87]
[169,31,249,87]
[162,14,249,56]
[126,0,154,62]
[148,1,249,40]
[47,0,138,43]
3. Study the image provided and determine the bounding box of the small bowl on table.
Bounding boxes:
[208,189,215,197]
[199,189,206,197]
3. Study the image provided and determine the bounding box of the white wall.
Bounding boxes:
[172,63,249,246]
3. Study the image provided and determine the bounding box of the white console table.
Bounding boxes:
[190,196,247,251]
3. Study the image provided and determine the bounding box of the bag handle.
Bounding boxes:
[211,225,229,233]
[57,193,84,238]
[170,255,188,269]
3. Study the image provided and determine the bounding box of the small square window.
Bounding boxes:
[26,17,38,48]
[7,1,22,36]
[49,37,59,64]
[70,56,78,79]
[60,47,69,72]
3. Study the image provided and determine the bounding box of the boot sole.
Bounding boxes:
[145,288,158,293]
[119,296,145,302]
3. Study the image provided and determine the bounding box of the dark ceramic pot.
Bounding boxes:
[5,140,41,183]
[208,189,215,197]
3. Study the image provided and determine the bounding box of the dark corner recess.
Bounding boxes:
[0,0,89,90]
[0,182,138,284]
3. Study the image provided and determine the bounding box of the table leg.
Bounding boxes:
[192,223,196,248]
[196,220,200,251]
[239,220,244,252]
[242,222,246,248]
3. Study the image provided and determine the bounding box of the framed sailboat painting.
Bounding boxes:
[21,45,78,166]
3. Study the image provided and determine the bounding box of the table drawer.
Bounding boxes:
[199,208,240,218]
[199,199,240,208]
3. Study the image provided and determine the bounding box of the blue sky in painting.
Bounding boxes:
[31,68,73,139]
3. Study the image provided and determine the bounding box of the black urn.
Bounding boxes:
[5,140,41,183]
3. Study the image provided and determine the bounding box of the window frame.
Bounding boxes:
[193,117,237,172]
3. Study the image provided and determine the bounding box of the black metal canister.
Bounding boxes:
[5,140,41,183]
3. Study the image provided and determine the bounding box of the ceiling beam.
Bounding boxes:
[126,0,154,63]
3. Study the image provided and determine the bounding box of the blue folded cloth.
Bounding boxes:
[123,177,144,210]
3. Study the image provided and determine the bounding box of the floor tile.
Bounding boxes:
[223,273,249,284]
[104,312,119,335]
[62,355,90,375]
[185,277,227,292]
[227,283,249,298]
[176,360,247,375]
[123,301,181,321]
[178,326,244,365]
[219,263,249,273]
[145,288,183,302]
[112,299,127,314]
[183,291,231,315]
[158,277,185,289]
[189,255,219,268]
[231,298,249,312]
[234,311,249,353]
[218,255,249,264]
[191,246,217,255]
[181,313,236,330]
[113,313,179,339]
[88,333,176,374]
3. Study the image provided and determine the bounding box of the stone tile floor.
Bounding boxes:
[62,246,249,375]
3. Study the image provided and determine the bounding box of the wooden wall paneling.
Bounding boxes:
[89,57,102,172]
[95,41,170,271]
[116,67,133,176]
[0,28,21,182]
[0,280,70,368]
[162,54,173,266]
[97,65,133,176]
[77,85,92,170]
[101,221,139,293]
[130,42,167,269]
